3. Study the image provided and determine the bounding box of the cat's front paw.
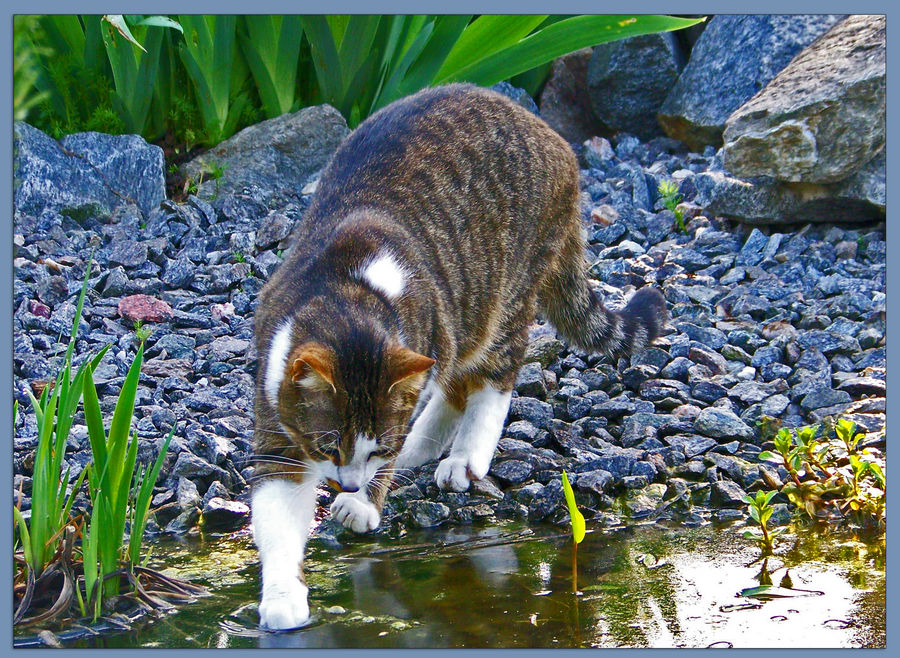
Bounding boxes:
[435,456,485,492]
[259,578,309,630]
[330,493,380,533]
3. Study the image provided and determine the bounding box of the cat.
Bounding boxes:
[250,83,667,630]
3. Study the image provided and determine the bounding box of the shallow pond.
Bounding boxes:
[20,519,885,648]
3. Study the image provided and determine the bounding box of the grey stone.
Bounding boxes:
[515,362,548,399]
[694,407,755,441]
[407,501,450,528]
[573,469,614,495]
[693,157,885,225]
[182,104,350,200]
[800,388,851,411]
[490,82,539,115]
[490,459,534,486]
[709,479,748,508]
[524,334,565,368]
[176,477,201,511]
[201,497,250,531]
[723,16,885,183]
[14,122,166,217]
[255,212,294,250]
[538,49,603,143]
[588,33,684,140]
[664,434,718,459]
[658,15,845,151]
[508,397,553,430]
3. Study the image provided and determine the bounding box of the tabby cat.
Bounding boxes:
[251,83,667,630]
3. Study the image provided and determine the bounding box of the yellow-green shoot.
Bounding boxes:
[561,470,585,593]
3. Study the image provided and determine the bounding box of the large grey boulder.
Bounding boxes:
[13,122,166,218]
[723,15,885,183]
[182,104,350,200]
[694,150,884,225]
[587,33,685,140]
[539,49,604,143]
[658,15,845,151]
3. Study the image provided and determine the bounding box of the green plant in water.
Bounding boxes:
[561,470,585,593]
[13,261,101,580]
[657,179,685,232]
[758,418,885,532]
[741,490,784,555]
[79,340,175,619]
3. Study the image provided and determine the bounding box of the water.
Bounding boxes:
[24,520,885,648]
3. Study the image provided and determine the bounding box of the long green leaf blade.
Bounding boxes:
[437,15,704,86]
[436,15,547,81]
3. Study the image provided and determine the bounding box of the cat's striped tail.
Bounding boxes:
[538,229,668,359]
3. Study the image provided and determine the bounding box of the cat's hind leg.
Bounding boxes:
[394,381,462,470]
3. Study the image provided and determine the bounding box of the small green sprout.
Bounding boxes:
[742,490,785,555]
[561,470,585,593]
[657,179,685,232]
[232,250,246,263]
[133,320,151,345]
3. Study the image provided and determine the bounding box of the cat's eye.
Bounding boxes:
[368,446,392,460]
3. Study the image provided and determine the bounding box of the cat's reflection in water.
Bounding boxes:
[256,538,522,647]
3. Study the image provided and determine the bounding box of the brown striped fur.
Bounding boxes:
[253,83,667,495]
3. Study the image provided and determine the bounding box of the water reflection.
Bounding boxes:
[49,521,884,648]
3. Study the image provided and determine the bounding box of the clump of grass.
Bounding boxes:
[657,179,685,232]
[13,259,204,628]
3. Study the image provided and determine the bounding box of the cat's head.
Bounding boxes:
[272,331,434,492]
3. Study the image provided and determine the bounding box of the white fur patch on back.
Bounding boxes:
[265,319,294,407]
[358,252,406,299]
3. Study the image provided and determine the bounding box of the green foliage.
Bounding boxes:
[757,419,885,532]
[13,262,100,576]
[12,258,175,622]
[177,15,252,145]
[741,490,785,554]
[80,341,173,619]
[16,14,704,145]
[657,179,685,232]
[133,320,152,344]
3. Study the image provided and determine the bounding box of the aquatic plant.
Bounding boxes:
[13,259,204,628]
[741,490,784,555]
[757,419,885,532]
[561,470,585,593]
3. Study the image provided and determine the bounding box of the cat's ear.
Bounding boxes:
[386,344,435,392]
[290,342,337,394]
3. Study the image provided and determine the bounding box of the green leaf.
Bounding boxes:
[103,15,147,52]
[13,506,32,561]
[561,470,585,544]
[748,506,761,524]
[137,16,183,34]
[436,15,704,86]
[757,451,778,462]
[129,425,175,563]
[436,15,547,82]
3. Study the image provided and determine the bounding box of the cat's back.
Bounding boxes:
[309,83,577,218]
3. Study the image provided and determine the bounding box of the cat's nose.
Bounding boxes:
[338,472,362,493]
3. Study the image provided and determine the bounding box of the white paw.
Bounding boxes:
[259,578,309,630]
[330,493,381,533]
[435,457,479,491]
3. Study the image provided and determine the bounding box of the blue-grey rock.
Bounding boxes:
[508,397,553,430]
[407,500,451,528]
[694,407,755,441]
[490,459,534,486]
[800,388,852,411]
[201,497,250,531]
[709,479,748,508]
[182,104,350,200]
[723,16,885,184]
[588,33,685,140]
[658,14,846,150]
[490,82,539,115]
